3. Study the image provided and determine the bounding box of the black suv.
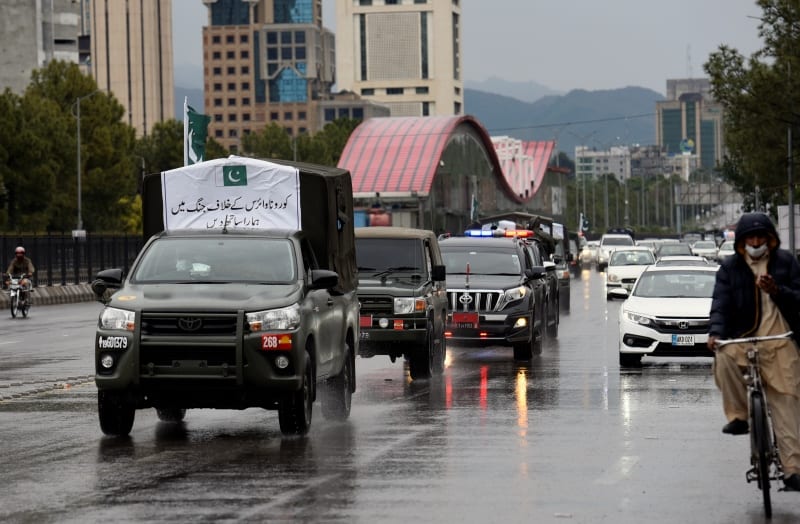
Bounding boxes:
[355,227,448,380]
[525,238,559,339]
[439,236,547,361]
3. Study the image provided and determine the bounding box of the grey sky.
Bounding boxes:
[173,0,765,95]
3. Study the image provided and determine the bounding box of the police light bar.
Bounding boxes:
[503,229,533,238]
[464,229,495,237]
[463,228,534,238]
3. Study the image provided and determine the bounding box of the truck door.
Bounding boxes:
[301,239,342,377]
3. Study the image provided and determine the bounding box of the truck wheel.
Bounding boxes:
[156,408,186,422]
[278,351,313,436]
[98,390,135,436]
[409,323,435,380]
[547,305,559,339]
[432,320,446,374]
[321,343,353,421]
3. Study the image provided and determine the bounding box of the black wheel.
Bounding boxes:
[432,317,446,374]
[751,392,772,518]
[156,408,186,422]
[278,351,313,436]
[98,390,135,436]
[547,302,559,339]
[619,353,643,369]
[321,341,353,421]
[9,295,17,318]
[21,298,29,318]
[513,317,540,361]
[409,322,435,380]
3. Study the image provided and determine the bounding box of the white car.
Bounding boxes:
[717,240,736,262]
[691,240,719,261]
[597,233,635,272]
[605,247,656,299]
[654,255,715,267]
[618,265,719,368]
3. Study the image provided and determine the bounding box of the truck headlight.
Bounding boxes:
[503,286,527,302]
[625,311,653,326]
[99,307,135,331]
[247,304,300,332]
[394,297,426,314]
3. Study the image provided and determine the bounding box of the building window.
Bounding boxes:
[353,107,364,120]
[212,35,221,44]
[422,102,429,116]
[227,51,235,59]
[387,87,404,95]
[267,48,278,60]
[214,114,223,122]
[359,14,367,81]
[226,35,235,43]
[214,83,222,91]
[228,82,236,90]
[241,66,250,74]
[421,12,428,79]
[229,129,238,137]
[361,88,374,96]
[212,51,221,60]
[415,86,429,94]
[228,114,237,121]
[338,108,350,118]
[299,127,307,134]
[281,47,292,60]
[240,34,249,43]
[386,0,398,4]
[268,64,279,76]
[267,31,277,45]
[243,113,251,121]
[281,31,292,44]
[270,112,279,120]
[298,111,307,120]
[296,46,306,60]
[214,98,222,107]
[359,0,372,5]
[454,101,462,114]
[242,97,251,106]
[295,31,305,44]
[241,82,250,90]
[230,145,238,154]
[243,128,251,135]
[213,66,222,75]
[227,66,236,74]
[228,98,236,106]
[215,129,223,137]
[324,108,335,121]
[414,0,427,3]
[284,111,293,120]
[241,50,249,59]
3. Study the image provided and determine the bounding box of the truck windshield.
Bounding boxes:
[355,238,426,277]
[440,247,521,275]
[130,237,296,283]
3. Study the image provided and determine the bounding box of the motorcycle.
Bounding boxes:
[6,274,31,318]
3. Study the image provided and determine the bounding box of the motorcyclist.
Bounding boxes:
[4,246,35,300]
[707,212,800,491]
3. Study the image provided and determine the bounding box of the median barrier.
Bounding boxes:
[0,284,95,309]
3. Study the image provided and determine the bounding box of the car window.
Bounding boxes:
[610,250,654,265]
[441,247,521,275]
[602,236,634,247]
[633,271,716,298]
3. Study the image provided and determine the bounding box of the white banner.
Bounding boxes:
[161,156,301,232]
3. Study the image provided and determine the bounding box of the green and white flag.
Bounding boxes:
[184,98,211,166]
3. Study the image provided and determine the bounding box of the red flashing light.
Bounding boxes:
[503,229,533,238]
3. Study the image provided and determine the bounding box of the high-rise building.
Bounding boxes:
[0,0,81,95]
[656,78,724,170]
[204,0,355,152]
[88,1,174,136]
[335,0,463,117]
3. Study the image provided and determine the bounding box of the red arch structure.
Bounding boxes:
[337,115,553,204]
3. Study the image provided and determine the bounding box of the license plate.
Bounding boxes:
[359,315,372,328]
[672,334,695,346]
[360,331,370,340]
[453,312,478,329]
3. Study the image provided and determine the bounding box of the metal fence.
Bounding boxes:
[1,234,144,286]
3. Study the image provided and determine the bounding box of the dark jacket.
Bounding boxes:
[709,213,800,343]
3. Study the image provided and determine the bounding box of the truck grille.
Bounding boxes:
[140,345,236,366]
[359,295,393,314]
[141,312,239,336]
[448,289,503,312]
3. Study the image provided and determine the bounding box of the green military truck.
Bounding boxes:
[354,227,447,380]
[91,156,359,436]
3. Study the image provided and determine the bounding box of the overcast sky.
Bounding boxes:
[173,0,765,95]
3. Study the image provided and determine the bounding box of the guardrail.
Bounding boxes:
[0,234,143,286]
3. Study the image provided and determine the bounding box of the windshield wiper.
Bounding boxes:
[357,266,376,271]
[372,266,419,278]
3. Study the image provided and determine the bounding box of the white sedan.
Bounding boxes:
[618,265,719,368]
[605,247,656,299]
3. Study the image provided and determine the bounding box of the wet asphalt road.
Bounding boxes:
[1,270,799,523]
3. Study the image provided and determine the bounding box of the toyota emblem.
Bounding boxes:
[178,317,203,332]
[458,293,473,305]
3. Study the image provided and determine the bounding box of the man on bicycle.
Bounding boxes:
[708,212,800,491]
[4,246,35,300]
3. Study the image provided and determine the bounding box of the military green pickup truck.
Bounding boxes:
[355,227,447,380]
[91,157,359,436]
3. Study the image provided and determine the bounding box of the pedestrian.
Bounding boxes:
[707,212,800,491]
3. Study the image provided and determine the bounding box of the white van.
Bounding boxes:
[597,233,635,272]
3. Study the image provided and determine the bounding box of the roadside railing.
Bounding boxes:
[1,234,143,286]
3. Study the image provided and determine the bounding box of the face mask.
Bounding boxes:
[745,243,768,258]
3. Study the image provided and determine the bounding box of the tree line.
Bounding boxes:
[0,61,359,234]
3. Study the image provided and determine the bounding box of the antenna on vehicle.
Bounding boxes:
[222,215,230,234]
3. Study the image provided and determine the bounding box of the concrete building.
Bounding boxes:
[88,0,174,136]
[335,0,463,117]
[574,145,631,181]
[0,0,81,94]
[656,78,724,170]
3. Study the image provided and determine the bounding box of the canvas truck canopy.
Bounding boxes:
[142,156,356,293]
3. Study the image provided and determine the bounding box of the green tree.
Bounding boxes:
[241,123,293,160]
[704,0,800,212]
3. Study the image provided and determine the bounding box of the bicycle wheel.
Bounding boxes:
[751,391,772,518]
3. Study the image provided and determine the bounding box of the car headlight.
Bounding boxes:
[607,273,620,283]
[247,304,300,332]
[503,286,528,302]
[394,297,426,314]
[624,310,653,326]
[99,307,135,331]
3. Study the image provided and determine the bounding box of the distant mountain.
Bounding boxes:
[174,86,204,120]
[465,86,665,158]
[465,76,562,103]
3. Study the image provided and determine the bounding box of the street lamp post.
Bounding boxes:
[74,90,101,234]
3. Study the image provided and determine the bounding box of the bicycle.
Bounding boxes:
[714,331,794,519]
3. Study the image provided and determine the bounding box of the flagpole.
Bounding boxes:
[183,96,189,166]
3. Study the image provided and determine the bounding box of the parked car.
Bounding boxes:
[597,233,635,272]
[618,265,719,368]
[717,240,736,262]
[605,247,656,299]
[690,240,719,261]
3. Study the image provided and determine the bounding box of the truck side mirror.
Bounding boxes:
[310,269,339,290]
[431,264,446,281]
[91,268,124,304]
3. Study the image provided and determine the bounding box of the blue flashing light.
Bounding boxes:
[465,229,494,237]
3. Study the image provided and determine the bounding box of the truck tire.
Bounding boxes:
[279,351,313,436]
[431,318,446,374]
[156,408,186,422]
[546,304,559,339]
[409,323,435,380]
[98,390,135,436]
[321,342,353,421]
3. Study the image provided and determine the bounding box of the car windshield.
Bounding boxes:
[603,237,634,246]
[441,247,521,275]
[656,257,711,266]
[131,237,296,283]
[355,238,426,277]
[633,270,716,298]
[609,250,655,266]
[658,244,693,256]
[694,241,716,249]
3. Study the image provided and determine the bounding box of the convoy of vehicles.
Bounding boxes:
[597,233,636,271]
[91,157,359,437]
[604,247,656,299]
[354,227,447,380]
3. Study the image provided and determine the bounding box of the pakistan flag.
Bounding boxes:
[184,101,211,166]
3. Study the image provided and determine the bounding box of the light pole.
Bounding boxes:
[74,90,102,234]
